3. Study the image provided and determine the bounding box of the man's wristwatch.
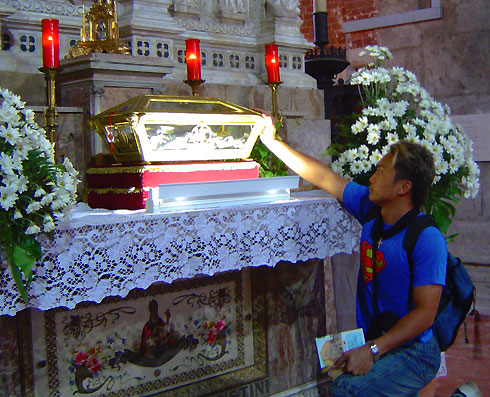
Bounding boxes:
[368,340,380,361]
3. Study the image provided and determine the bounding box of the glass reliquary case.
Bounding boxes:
[88,95,266,164]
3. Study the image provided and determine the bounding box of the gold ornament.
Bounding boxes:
[66,0,130,58]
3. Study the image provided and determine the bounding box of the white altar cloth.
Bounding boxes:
[0,191,361,316]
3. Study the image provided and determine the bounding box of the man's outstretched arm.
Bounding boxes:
[259,115,349,201]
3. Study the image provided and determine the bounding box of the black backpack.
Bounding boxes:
[403,214,476,351]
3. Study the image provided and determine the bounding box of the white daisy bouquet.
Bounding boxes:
[326,46,480,237]
[0,88,79,301]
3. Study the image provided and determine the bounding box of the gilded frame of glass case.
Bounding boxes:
[88,95,266,164]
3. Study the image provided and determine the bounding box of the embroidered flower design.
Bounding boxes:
[203,319,228,345]
[72,344,104,374]
[74,351,89,365]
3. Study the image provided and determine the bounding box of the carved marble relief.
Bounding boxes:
[265,0,300,19]
[215,0,248,22]
[172,0,247,14]
[171,0,258,36]
[5,0,80,16]
[170,0,301,35]
[218,0,247,14]
[170,0,203,16]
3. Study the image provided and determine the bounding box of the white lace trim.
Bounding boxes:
[0,191,361,316]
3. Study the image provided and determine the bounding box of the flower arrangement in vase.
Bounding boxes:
[0,88,79,301]
[325,46,480,239]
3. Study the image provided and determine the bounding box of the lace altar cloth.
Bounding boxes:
[0,191,361,316]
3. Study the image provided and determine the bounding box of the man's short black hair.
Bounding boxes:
[389,140,436,211]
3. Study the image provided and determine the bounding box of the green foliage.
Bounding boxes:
[250,140,289,177]
[323,113,364,156]
[424,172,463,237]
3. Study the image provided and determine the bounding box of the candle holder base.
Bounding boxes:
[39,66,61,144]
[184,79,205,97]
[267,81,283,125]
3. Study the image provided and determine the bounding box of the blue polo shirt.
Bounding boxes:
[343,181,447,342]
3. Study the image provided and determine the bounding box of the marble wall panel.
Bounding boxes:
[419,32,489,102]
[161,81,325,119]
[438,0,489,35]
[0,315,22,396]
[451,176,486,221]
[100,87,152,112]
[447,96,490,121]
[447,219,490,265]
[285,117,331,188]
[59,86,92,111]
[479,163,490,220]
[323,258,339,336]
[285,118,330,163]
[465,265,490,315]
[253,259,330,394]
[56,110,88,193]
[331,253,359,333]
[376,0,490,116]
[0,72,45,106]
[375,0,423,16]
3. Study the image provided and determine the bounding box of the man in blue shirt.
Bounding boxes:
[260,116,446,395]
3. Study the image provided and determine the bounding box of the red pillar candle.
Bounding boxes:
[42,19,60,68]
[185,39,201,81]
[265,44,280,83]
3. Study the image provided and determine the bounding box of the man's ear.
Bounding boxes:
[398,180,412,196]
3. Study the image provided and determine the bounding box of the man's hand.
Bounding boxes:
[251,111,348,200]
[258,113,277,147]
[331,344,374,376]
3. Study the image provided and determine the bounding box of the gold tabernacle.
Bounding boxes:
[66,0,129,58]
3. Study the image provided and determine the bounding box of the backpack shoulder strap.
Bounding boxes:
[403,214,438,267]
[402,214,438,310]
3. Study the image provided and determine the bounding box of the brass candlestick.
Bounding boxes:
[39,66,60,143]
[267,81,283,125]
[184,79,205,96]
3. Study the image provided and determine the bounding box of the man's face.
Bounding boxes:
[368,153,407,206]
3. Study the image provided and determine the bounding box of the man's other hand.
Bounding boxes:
[331,344,374,376]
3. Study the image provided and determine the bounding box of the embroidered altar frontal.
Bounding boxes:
[30,269,266,396]
[87,161,259,210]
